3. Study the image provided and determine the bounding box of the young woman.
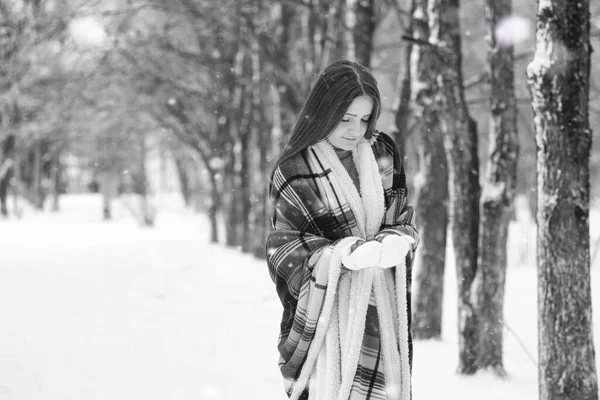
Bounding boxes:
[266,60,419,400]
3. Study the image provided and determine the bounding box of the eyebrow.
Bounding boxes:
[345,113,372,117]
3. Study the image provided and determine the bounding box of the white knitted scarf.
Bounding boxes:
[289,138,411,400]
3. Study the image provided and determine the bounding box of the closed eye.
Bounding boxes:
[341,118,371,123]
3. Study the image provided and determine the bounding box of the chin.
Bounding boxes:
[327,137,360,151]
[333,144,355,151]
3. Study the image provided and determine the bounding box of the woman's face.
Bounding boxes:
[327,95,374,151]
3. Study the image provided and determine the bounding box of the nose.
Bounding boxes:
[349,119,362,137]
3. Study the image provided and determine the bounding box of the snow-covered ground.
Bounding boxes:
[0,194,598,400]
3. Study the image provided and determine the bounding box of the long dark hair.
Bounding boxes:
[271,60,381,174]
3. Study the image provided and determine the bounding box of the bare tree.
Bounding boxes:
[471,0,519,375]
[429,0,481,374]
[527,0,598,398]
[408,0,448,340]
[345,0,376,66]
[391,0,414,162]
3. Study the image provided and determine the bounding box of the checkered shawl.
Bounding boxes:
[267,131,419,399]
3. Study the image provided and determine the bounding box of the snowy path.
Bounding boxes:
[0,194,597,399]
[0,196,283,400]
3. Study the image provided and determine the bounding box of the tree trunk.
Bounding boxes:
[392,2,414,164]
[408,0,448,340]
[100,169,119,220]
[344,0,356,63]
[303,0,318,79]
[12,148,22,218]
[323,0,346,65]
[224,146,241,248]
[0,134,15,217]
[526,1,598,398]
[273,2,302,115]
[412,135,447,339]
[250,36,268,259]
[192,166,205,213]
[240,110,253,253]
[429,0,481,374]
[472,0,519,375]
[207,169,220,244]
[32,138,44,210]
[50,145,61,212]
[0,164,11,217]
[174,157,191,207]
[345,0,375,66]
[138,131,154,227]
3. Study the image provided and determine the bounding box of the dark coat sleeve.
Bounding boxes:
[265,158,336,392]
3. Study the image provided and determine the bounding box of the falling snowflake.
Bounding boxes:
[495,15,531,47]
[209,157,224,169]
[377,156,393,171]
[68,16,106,48]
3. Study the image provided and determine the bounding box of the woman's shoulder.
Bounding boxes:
[271,149,313,183]
[370,130,399,159]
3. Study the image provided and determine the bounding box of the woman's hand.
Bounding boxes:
[378,234,416,269]
[343,234,415,271]
[343,238,381,271]
[349,238,367,253]
[349,235,378,253]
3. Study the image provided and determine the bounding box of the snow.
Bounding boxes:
[0,193,599,399]
[68,17,107,48]
[495,15,531,47]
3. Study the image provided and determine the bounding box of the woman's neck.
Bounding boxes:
[332,146,352,159]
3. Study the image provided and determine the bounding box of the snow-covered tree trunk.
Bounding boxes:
[472,0,518,375]
[526,1,598,398]
[429,0,481,374]
[409,0,448,340]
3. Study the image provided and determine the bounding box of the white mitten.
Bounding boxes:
[341,241,382,270]
[378,235,416,269]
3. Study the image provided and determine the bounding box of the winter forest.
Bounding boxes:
[1,0,600,399]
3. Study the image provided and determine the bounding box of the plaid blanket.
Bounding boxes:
[267,131,419,399]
